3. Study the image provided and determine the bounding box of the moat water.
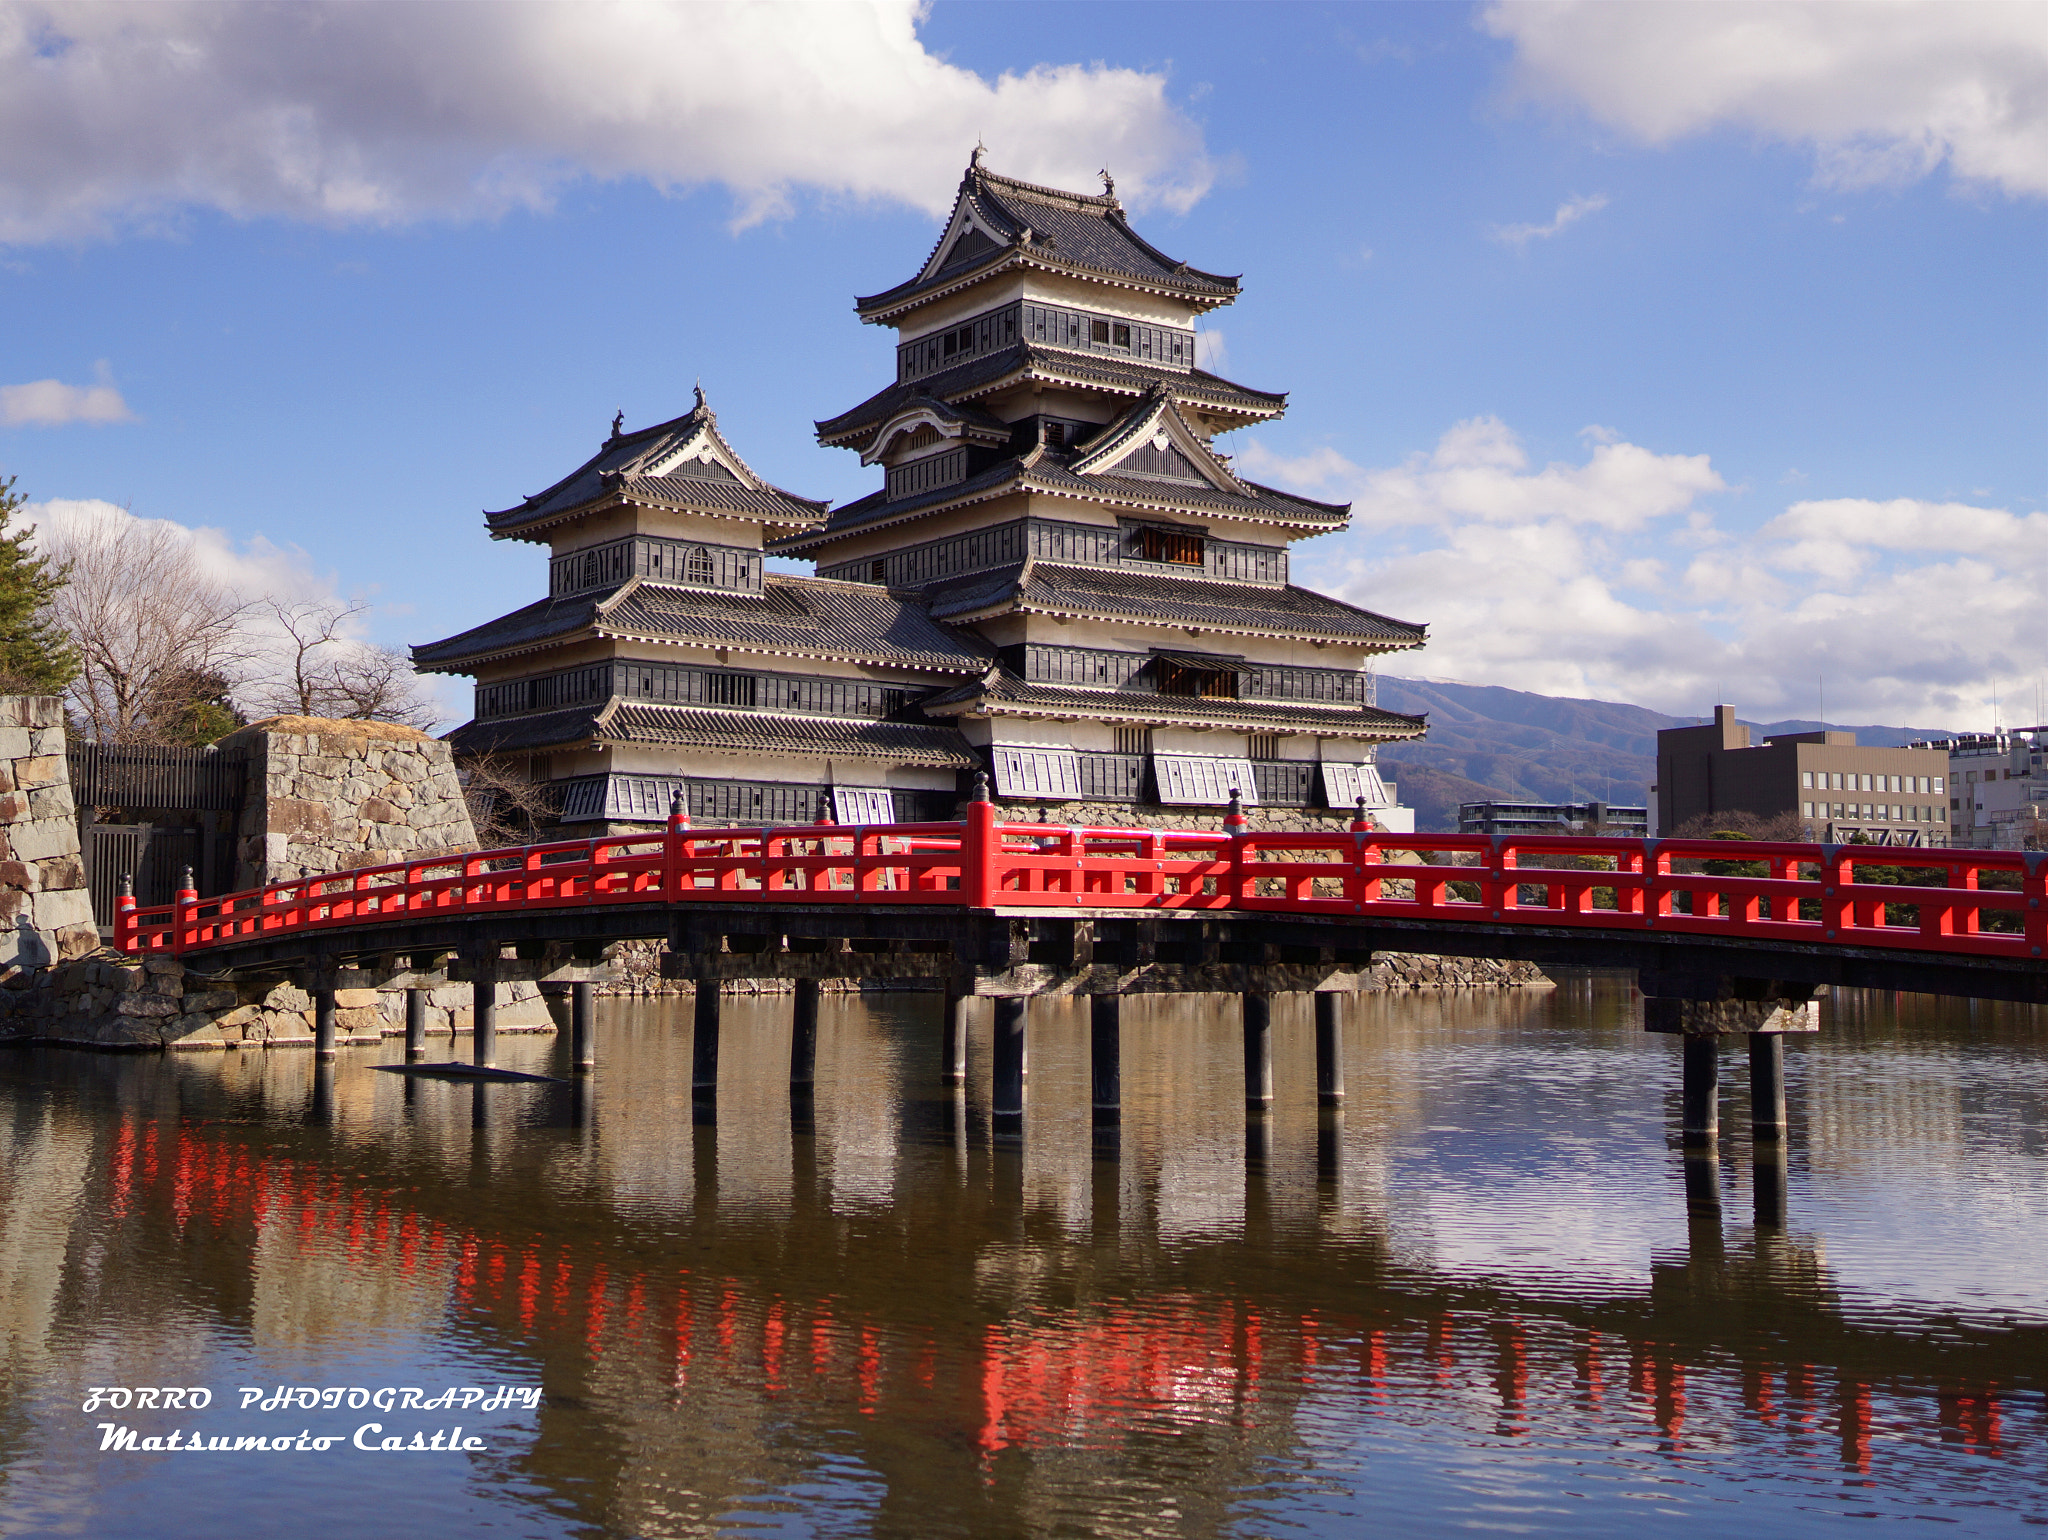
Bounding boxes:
[0,978,2043,1537]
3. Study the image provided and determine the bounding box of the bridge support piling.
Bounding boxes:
[472,976,497,1069]
[692,984,721,1101]
[404,987,426,1063]
[1243,991,1273,1111]
[992,996,1026,1120]
[571,981,595,1074]
[1749,1031,1786,1142]
[313,986,337,1062]
[1090,994,1121,1123]
[1753,1143,1789,1228]
[941,982,970,1085]
[790,978,819,1088]
[1681,1035,1719,1146]
[1314,992,1345,1106]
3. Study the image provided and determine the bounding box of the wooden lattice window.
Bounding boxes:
[1113,726,1150,756]
[704,674,757,708]
[1157,661,1237,700]
[1248,735,1281,762]
[685,547,715,584]
[1140,526,1205,565]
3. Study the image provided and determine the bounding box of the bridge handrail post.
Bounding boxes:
[114,874,138,954]
[172,867,197,954]
[2024,855,2046,959]
[1820,845,1853,940]
[962,775,997,907]
[1223,788,1248,904]
[665,790,690,900]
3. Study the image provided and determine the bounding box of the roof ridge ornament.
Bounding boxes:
[693,381,707,413]
[1099,167,1115,200]
[610,410,624,440]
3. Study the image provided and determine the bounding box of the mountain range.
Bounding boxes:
[1372,677,1956,831]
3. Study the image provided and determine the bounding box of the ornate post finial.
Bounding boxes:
[971,770,991,805]
[1224,787,1246,832]
[670,788,685,817]
[610,409,624,439]
[119,872,133,897]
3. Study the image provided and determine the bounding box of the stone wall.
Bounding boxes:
[0,697,97,972]
[225,716,478,888]
[1,953,553,1051]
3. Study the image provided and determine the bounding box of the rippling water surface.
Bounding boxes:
[0,977,2043,1537]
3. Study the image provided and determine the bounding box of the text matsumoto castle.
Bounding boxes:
[416,155,1430,829]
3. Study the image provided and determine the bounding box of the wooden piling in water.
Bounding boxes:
[1243,991,1273,1110]
[1314,991,1345,1106]
[1090,994,1121,1122]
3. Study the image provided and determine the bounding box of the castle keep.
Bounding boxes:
[417,157,1428,827]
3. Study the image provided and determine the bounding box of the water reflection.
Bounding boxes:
[0,979,2043,1537]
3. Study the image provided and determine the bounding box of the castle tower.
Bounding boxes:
[774,155,1428,818]
[414,392,986,826]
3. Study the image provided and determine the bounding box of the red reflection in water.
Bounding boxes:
[91,1114,2028,1484]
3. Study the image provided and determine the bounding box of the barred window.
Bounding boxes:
[1248,734,1281,762]
[685,547,715,584]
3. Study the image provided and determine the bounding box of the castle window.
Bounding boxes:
[1112,323,1130,348]
[1140,526,1204,565]
[705,673,757,708]
[1248,734,1281,762]
[685,547,715,584]
[1113,726,1150,756]
[1044,421,1066,450]
[1156,659,1237,700]
[870,560,887,583]
[1090,319,1110,343]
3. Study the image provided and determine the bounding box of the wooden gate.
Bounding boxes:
[67,741,248,930]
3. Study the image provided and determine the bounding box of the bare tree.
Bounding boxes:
[247,598,438,728]
[252,598,360,718]
[40,514,249,743]
[461,755,555,847]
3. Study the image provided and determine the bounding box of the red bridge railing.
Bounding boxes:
[115,803,2045,963]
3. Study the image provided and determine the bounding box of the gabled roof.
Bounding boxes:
[816,342,1284,449]
[412,574,991,675]
[772,431,1349,557]
[922,562,1427,650]
[920,669,1428,742]
[855,156,1240,324]
[858,395,1013,466]
[485,390,827,542]
[446,702,981,767]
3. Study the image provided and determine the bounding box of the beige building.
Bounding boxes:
[1654,705,1949,846]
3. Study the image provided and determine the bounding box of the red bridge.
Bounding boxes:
[121,800,2042,979]
[104,796,2043,1171]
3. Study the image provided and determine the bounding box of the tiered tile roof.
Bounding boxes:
[413,575,992,674]
[855,160,1240,323]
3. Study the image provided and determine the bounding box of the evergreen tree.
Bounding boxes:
[0,477,81,695]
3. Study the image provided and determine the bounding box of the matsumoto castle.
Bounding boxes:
[416,155,1428,831]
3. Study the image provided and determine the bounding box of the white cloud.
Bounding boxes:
[1484,1,2048,199]
[0,1,1213,244]
[1491,191,1609,248]
[0,377,132,427]
[1244,421,2048,726]
[20,498,458,724]
[1196,328,1228,372]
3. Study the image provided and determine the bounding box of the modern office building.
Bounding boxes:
[1457,801,1648,836]
[1653,705,1949,846]
[1909,726,2047,849]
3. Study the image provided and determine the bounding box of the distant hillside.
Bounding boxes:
[1375,677,1956,831]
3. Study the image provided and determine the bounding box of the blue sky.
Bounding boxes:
[2,1,2043,730]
